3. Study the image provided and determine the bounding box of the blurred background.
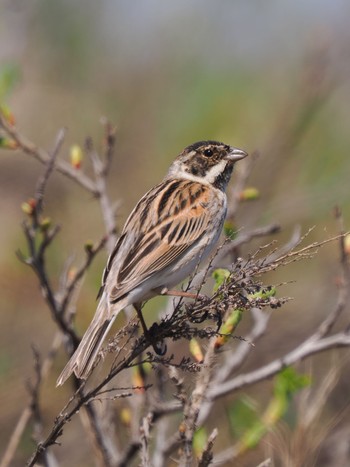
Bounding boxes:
[1,1,350,465]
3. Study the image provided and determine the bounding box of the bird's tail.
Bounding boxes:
[56,296,122,386]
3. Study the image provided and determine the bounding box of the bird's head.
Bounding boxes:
[167,140,248,191]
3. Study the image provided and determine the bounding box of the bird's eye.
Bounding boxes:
[203,148,213,157]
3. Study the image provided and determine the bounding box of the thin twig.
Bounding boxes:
[227,150,257,219]
[0,110,98,194]
[58,234,108,317]
[101,118,117,177]
[0,334,62,467]
[85,136,118,252]
[34,128,66,221]
[198,427,218,467]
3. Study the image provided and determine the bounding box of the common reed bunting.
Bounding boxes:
[57,141,247,385]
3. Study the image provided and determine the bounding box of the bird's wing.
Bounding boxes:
[104,178,223,303]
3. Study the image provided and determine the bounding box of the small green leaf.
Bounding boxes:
[84,240,94,254]
[140,361,152,374]
[250,286,277,300]
[189,338,204,362]
[193,427,207,457]
[70,144,83,169]
[274,367,311,400]
[0,136,17,149]
[223,220,238,239]
[215,309,243,348]
[40,217,52,232]
[0,63,21,99]
[345,234,350,254]
[0,104,15,125]
[212,268,230,291]
[239,187,260,201]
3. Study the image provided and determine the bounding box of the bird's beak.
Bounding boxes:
[227,147,248,161]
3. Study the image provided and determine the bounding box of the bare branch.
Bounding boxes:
[0,111,98,194]
[197,307,271,426]
[207,332,350,401]
[100,117,117,177]
[58,234,108,317]
[85,135,118,252]
[0,334,62,467]
[5,54,348,467]
[34,128,66,220]
[198,427,218,467]
[179,338,218,465]
[139,414,152,467]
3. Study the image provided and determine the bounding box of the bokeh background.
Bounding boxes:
[1,1,350,466]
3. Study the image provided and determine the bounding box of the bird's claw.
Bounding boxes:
[148,323,167,356]
[190,310,209,324]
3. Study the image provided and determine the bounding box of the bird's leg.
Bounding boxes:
[160,287,206,300]
[134,303,149,337]
[160,288,209,323]
[133,304,166,356]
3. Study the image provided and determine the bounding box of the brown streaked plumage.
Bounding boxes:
[57,141,247,385]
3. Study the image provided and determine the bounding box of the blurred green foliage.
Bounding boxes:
[229,368,311,454]
[0,63,20,101]
[193,426,208,458]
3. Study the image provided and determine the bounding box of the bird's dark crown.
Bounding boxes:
[185,140,230,153]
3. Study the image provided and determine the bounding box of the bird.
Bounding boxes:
[56,140,247,386]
